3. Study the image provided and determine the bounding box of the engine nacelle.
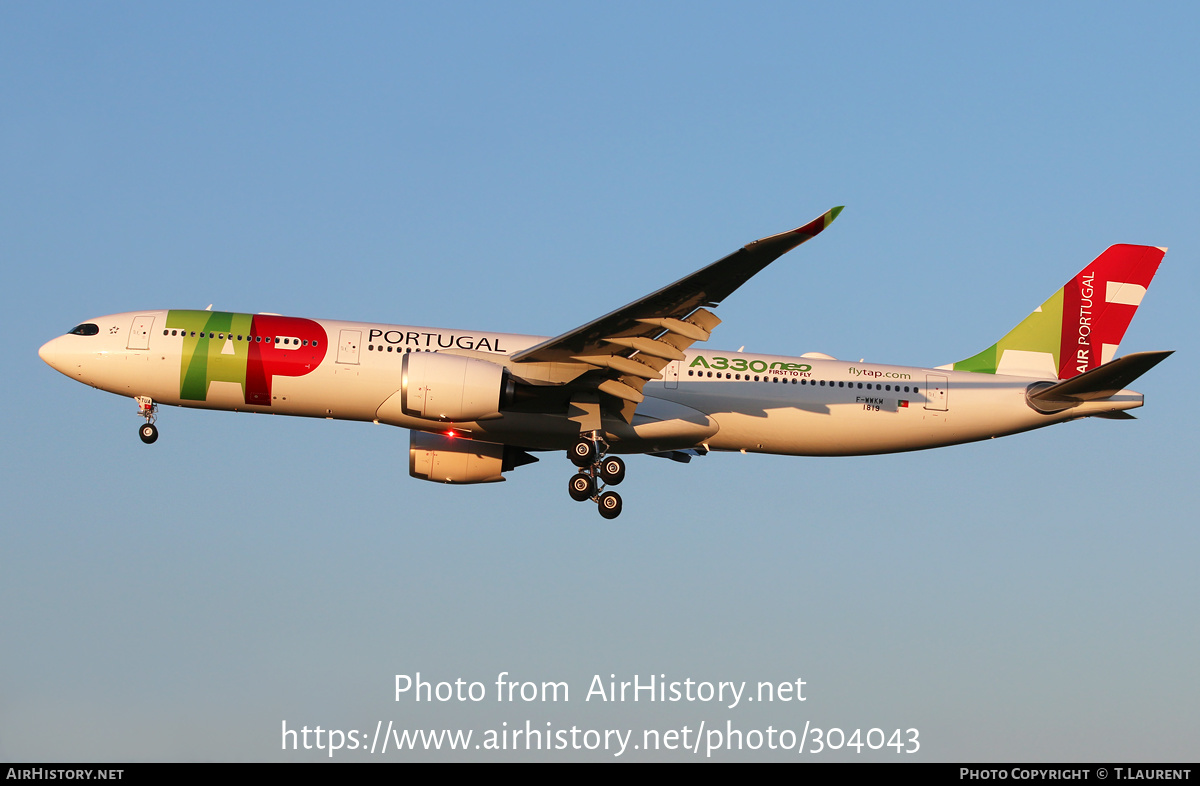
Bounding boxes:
[401,352,510,422]
[409,431,537,484]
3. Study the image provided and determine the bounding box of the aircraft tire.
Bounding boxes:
[569,473,595,502]
[599,456,625,485]
[139,423,159,444]
[569,438,597,467]
[597,491,622,519]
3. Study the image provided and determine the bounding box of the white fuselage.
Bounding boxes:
[39,310,1144,457]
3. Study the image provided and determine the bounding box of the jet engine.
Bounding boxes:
[401,352,513,422]
[409,431,537,484]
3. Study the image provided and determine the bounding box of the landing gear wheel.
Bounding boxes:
[597,490,622,519]
[569,437,598,467]
[139,423,159,444]
[599,456,626,485]
[568,473,595,502]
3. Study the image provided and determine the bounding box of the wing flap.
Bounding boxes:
[602,336,686,361]
[634,317,712,342]
[597,378,646,403]
[572,354,662,380]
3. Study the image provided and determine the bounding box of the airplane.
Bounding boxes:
[38,207,1171,519]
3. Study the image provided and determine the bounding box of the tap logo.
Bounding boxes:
[165,311,328,405]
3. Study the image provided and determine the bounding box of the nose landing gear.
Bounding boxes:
[567,432,626,518]
[135,396,159,444]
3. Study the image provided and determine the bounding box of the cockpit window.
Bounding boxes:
[67,323,99,336]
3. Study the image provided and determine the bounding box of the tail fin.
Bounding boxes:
[948,244,1166,379]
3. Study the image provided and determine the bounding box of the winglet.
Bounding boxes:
[781,205,843,240]
[745,206,844,257]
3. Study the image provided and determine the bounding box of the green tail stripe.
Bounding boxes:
[953,288,1064,375]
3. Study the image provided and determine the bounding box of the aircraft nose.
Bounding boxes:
[39,336,68,374]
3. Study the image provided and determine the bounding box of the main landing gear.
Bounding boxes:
[567,432,626,519]
[136,396,159,444]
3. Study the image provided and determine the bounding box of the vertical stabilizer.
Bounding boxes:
[949,244,1165,379]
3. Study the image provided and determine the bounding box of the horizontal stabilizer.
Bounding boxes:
[1027,350,1172,411]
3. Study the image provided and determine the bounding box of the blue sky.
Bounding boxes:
[2,2,1197,761]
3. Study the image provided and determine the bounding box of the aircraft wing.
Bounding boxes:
[510,206,843,415]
